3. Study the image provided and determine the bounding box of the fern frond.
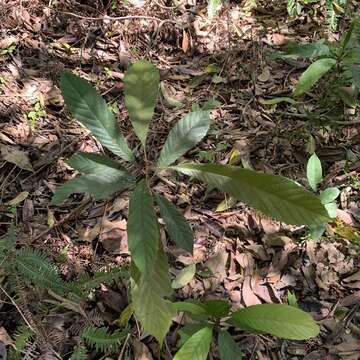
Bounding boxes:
[15,248,67,294]
[70,346,87,360]
[82,326,127,352]
[13,324,34,351]
[67,267,125,298]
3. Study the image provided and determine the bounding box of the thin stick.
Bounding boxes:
[0,284,36,332]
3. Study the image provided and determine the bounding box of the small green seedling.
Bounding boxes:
[52,60,327,344]
[173,299,319,360]
[306,152,340,239]
[0,43,16,56]
[26,101,46,128]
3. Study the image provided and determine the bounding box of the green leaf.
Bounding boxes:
[202,98,222,111]
[325,202,337,218]
[172,163,329,226]
[308,224,326,240]
[230,304,320,340]
[320,187,340,204]
[15,248,67,294]
[178,324,208,346]
[285,42,330,59]
[173,301,208,316]
[287,291,299,308]
[131,249,175,344]
[82,326,126,352]
[60,72,134,162]
[207,0,222,19]
[174,327,213,360]
[66,152,127,173]
[172,264,196,289]
[155,194,193,253]
[124,60,160,148]
[51,164,134,205]
[307,153,322,192]
[157,111,210,167]
[0,224,16,263]
[127,180,160,276]
[293,58,336,96]
[204,299,230,318]
[287,0,302,16]
[218,330,243,360]
[259,97,297,105]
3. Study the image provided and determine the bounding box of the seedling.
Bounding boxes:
[26,101,46,128]
[306,152,340,239]
[52,60,327,344]
[0,43,16,56]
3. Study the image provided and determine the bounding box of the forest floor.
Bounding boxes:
[0,0,360,359]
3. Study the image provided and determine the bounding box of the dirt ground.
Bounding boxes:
[0,0,360,359]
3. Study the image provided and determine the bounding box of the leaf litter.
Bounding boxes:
[0,0,359,358]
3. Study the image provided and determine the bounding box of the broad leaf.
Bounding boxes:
[60,72,134,162]
[51,168,134,205]
[124,60,160,147]
[320,187,340,204]
[127,180,159,275]
[293,58,336,96]
[178,324,208,346]
[307,153,322,192]
[155,194,193,253]
[173,327,213,360]
[173,301,208,316]
[172,264,196,289]
[231,304,319,340]
[308,224,326,240]
[131,249,175,344]
[325,202,337,218]
[172,163,329,225]
[284,41,330,59]
[157,111,210,167]
[204,299,230,318]
[218,330,243,360]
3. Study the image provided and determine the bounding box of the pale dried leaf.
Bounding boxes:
[0,145,34,172]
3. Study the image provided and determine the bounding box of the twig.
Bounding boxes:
[0,284,36,332]
[31,198,92,242]
[50,9,177,24]
[118,333,131,360]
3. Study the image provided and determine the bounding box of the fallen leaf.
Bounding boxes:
[0,145,34,172]
[100,218,128,254]
[172,264,196,289]
[133,338,153,360]
[6,192,29,206]
[205,249,228,280]
[258,66,271,82]
[182,30,190,53]
[0,327,14,346]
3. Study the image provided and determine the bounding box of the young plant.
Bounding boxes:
[52,60,328,344]
[306,152,340,239]
[173,299,319,360]
[283,17,360,103]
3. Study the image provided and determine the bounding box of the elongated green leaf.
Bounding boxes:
[284,42,330,59]
[218,330,243,360]
[174,327,213,360]
[124,60,160,147]
[172,163,329,226]
[293,58,336,96]
[259,97,297,105]
[308,224,326,240]
[127,180,159,275]
[51,155,134,204]
[155,194,193,253]
[231,304,319,340]
[66,152,126,173]
[51,171,134,205]
[157,112,210,167]
[325,202,337,218]
[60,72,134,162]
[178,324,208,346]
[172,264,196,289]
[307,153,322,192]
[320,187,340,204]
[132,249,175,344]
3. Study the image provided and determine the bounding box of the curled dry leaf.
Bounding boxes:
[0,145,34,172]
[99,218,128,254]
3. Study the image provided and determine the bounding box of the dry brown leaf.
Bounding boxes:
[182,30,190,53]
[0,327,14,346]
[133,338,154,360]
[0,145,34,172]
[343,270,360,283]
[99,218,128,254]
[204,248,228,280]
[242,276,262,306]
[78,223,102,242]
